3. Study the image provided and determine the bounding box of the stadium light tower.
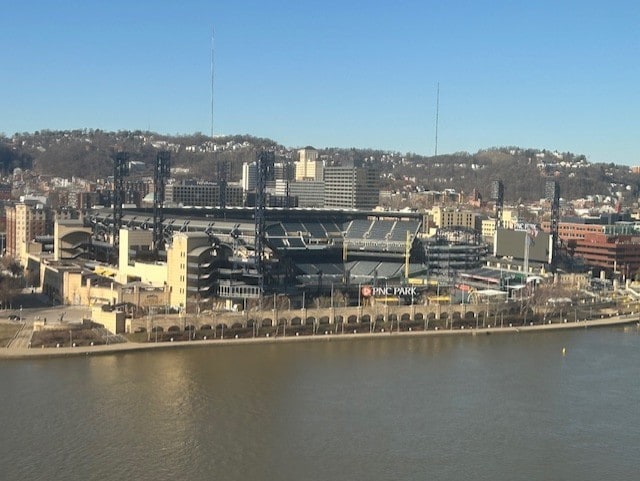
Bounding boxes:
[545,180,560,269]
[490,180,504,229]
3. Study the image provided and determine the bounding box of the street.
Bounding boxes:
[4,293,91,349]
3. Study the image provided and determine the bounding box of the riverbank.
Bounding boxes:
[2,313,639,360]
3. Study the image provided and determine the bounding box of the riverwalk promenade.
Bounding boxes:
[2,313,638,360]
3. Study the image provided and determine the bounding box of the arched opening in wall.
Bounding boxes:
[151,326,164,333]
[452,312,462,321]
[261,318,272,327]
[464,312,475,322]
[200,324,213,331]
[246,319,255,328]
[185,324,196,332]
[168,325,180,333]
[361,314,371,325]
[305,316,316,326]
[135,327,147,333]
[375,314,385,323]
[318,316,330,325]
[440,312,448,321]
[401,313,411,322]
[216,323,229,329]
[347,314,358,324]
[335,315,344,324]
[231,322,243,329]
[278,317,287,326]
[388,313,398,322]
[291,317,302,326]
[427,313,436,321]
[415,312,424,322]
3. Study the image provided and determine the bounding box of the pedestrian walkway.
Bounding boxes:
[6,321,32,349]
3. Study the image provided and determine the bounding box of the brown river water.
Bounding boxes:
[1,327,639,481]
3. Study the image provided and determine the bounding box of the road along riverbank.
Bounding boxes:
[2,313,638,360]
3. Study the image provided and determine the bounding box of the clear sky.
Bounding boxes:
[1,0,639,164]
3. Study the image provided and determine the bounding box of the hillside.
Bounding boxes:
[1,130,638,203]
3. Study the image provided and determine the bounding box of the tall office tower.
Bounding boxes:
[241,161,257,191]
[295,147,323,181]
[324,162,380,210]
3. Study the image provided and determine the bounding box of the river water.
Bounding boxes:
[1,327,639,481]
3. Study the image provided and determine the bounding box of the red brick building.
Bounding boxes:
[570,233,640,278]
[541,216,640,278]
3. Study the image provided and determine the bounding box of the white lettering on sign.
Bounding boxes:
[369,286,417,297]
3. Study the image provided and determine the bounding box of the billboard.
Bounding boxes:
[494,228,552,264]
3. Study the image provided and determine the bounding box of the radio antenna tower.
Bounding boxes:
[434,82,440,159]
[211,27,216,142]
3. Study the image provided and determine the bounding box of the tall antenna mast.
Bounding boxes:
[434,82,440,158]
[211,27,216,142]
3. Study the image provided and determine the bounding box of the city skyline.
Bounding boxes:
[1,1,639,165]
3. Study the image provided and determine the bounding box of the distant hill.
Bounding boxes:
[1,130,638,202]
[382,147,639,203]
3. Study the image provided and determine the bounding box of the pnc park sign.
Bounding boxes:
[361,285,418,298]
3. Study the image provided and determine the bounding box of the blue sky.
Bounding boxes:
[1,0,639,164]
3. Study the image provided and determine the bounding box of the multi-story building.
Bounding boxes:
[295,147,323,181]
[166,181,243,207]
[267,179,289,198]
[535,214,640,277]
[289,180,325,208]
[429,206,479,231]
[273,161,295,182]
[540,214,637,242]
[5,201,53,264]
[409,190,462,207]
[124,179,153,207]
[571,233,640,278]
[323,162,380,210]
[78,191,105,210]
[481,218,497,240]
[241,162,257,192]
